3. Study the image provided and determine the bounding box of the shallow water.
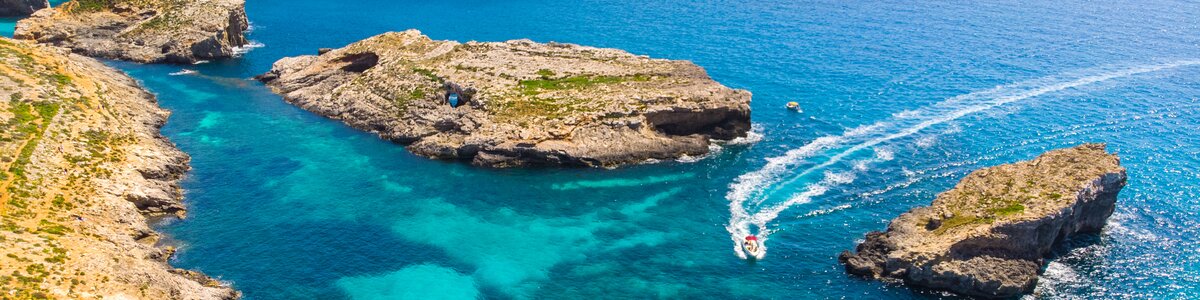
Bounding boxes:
[7,0,1200,298]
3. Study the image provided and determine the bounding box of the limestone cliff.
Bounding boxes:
[258,30,752,168]
[0,0,48,16]
[13,0,249,64]
[839,144,1126,298]
[0,38,236,299]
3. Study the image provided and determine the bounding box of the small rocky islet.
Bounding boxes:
[839,144,1127,298]
[257,30,752,168]
[13,0,249,64]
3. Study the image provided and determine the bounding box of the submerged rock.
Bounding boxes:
[258,30,752,168]
[839,144,1126,298]
[0,38,236,299]
[13,0,249,64]
[0,0,48,16]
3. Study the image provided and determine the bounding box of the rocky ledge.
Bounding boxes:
[839,144,1126,298]
[13,0,249,64]
[257,30,751,168]
[0,0,48,16]
[0,38,236,299]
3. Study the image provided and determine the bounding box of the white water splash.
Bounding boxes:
[726,60,1200,259]
[1032,261,1092,300]
[232,41,265,55]
[722,125,765,145]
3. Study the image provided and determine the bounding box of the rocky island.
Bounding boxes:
[13,0,249,64]
[0,38,235,299]
[0,0,48,16]
[839,144,1126,298]
[257,30,751,168]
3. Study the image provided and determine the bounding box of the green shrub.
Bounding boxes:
[518,74,649,95]
[992,203,1025,217]
[70,0,117,13]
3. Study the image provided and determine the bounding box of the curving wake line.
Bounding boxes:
[726,60,1200,259]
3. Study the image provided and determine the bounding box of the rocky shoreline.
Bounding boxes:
[258,30,751,168]
[0,38,236,299]
[839,144,1127,298]
[13,0,249,64]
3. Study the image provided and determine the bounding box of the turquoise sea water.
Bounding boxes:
[7,1,1200,298]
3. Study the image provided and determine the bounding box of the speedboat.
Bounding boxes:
[742,235,764,259]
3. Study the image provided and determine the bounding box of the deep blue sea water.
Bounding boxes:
[7,0,1200,298]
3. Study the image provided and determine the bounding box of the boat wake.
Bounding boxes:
[726,60,1200,259]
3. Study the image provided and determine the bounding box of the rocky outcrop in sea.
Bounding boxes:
[839,144,1126,298]
[258,30,752,168]
[0,38,236,299]
[0,0,47,16]
[13,0,249,64]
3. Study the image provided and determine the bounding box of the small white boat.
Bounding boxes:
[169,69,197,76]
[786,101,803,113]
[742,235,764,259]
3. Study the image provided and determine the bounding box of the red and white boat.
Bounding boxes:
[742,235,764,259]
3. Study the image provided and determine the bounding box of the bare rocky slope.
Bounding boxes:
[258,29,752,168]
[839,144,1126,298]
[13,0,248,64]
[0,38,236,299]
[0,0,47,16]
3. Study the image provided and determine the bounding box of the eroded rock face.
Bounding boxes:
[0,0,48,16]
[839,144,1126,298]
[0,38,237,299]
[258,29,752,168]
[13,0,249,64]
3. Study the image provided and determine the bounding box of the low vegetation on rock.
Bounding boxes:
[0,38,235,299]
[259,30,752,168]
[839,144,1127,299]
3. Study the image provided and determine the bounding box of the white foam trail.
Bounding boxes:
[801,204,853,218]
[775,61,1200,191]
[729,171,853,259]
[729,135,839,209]
[726,60,1200,259]
[874,147,894,161]
[892,109,920,119]
[730,123,883,208]
[757,171,851,222]
[761,61,1200,199]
